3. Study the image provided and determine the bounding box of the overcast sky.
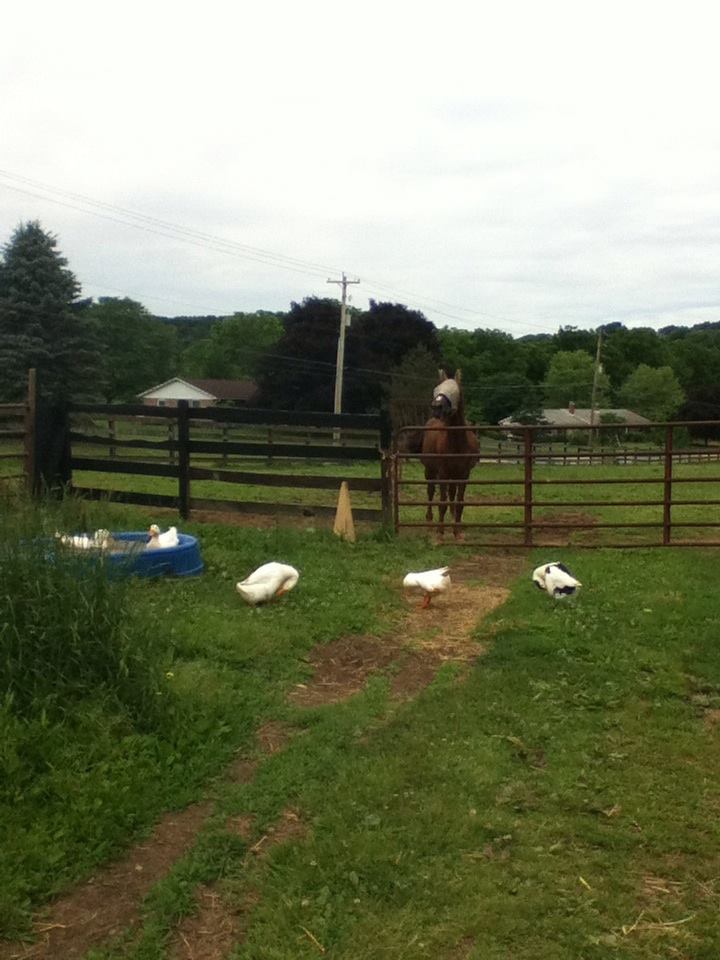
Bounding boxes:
[2,0,719,336]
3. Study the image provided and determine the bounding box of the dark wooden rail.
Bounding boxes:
[64,400,392,525]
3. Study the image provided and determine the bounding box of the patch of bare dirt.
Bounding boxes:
[169,808,307,960]
[703,708,720,730]
[169,885,260,960]
[289,556,524,707]
[225,757,259,784]
[0,801,213,960]
[256,720,297,755]
[246,807,308,859]
[226,720,300,783]
[448,935,476,958]
[225,814,255,840]
[289,635,399,706]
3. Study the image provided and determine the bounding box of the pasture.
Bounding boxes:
[1,493,720,959]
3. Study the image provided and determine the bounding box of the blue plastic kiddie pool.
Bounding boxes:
[53,532,204,578]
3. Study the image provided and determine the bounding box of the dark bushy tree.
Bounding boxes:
[255,297,341,410]
[0,221,101,402]
[344,301,441,413]
[678,385,720,441]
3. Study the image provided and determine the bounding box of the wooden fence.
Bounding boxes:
[10,367,720,545]
[62,400,392,524]
[0,403,27,484]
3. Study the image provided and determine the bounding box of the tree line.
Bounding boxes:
[2,220,720,435]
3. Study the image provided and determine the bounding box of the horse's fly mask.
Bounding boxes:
[432,378,460,415]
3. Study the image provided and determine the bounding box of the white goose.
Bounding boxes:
[55,531,94,550]
[532,561,582,598]
[236,562,300,606]
[403,566,451,608]
[93,529,116,551]
[146,524,179,549]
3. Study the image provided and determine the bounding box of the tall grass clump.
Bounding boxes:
[0,500,168,725]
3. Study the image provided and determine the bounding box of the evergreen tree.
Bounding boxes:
[0,221,102,402]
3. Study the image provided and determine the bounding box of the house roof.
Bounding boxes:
[138,377,257,401]
[499,408,652,428]
[184,378,257,401]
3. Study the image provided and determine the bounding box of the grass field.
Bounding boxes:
[70,457,720,547]
[2,493,720,958]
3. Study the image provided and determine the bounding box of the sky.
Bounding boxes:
[2,0,719,337]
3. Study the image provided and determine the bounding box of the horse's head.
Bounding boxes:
[431,368,462,420]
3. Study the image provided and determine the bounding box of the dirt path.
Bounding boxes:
[0,552,525,960]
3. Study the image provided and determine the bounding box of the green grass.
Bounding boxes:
[4,494,720,958]
[0,495,440,940]
[68,437,720,541]
[127,547,720,960]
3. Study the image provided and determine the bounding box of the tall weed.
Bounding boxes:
[0,499,169,725]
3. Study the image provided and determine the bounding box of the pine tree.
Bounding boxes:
[0,221,101,402]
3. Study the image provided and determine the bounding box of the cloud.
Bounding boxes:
[2,1,720,333]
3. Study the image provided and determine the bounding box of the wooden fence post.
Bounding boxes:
[177,400,190,520]
[24,368,37,495]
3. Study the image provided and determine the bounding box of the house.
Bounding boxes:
[499,402,652,432]
[138,377,258,408]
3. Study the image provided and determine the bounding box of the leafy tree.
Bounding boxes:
[438,327,528,418]
[516,334,555,384]
[555,325,596,355]
[0,221,101,402]
[601,325,668,387]
[667,328,720,393]
[543,350,610,407]
[618,364,685,422]
[181,311,283,379]
[477,371,543,424]
[385,344,440,430]
[255,297,341,411]
[87,297,177,401]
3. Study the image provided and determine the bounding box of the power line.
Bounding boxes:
[0,169,341,277]
[0,167,554,333]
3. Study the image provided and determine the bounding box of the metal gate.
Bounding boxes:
[392,421,720,548]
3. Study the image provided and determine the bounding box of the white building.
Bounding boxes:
[138,377,258,408]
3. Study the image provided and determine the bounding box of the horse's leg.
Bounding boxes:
[452,481,466,540]
[437,482,449,540]
[426,480,436,523]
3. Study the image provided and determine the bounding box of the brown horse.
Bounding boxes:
[420,369,479,540]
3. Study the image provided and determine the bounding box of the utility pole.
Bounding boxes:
[589,328,603,446]
[327,273,360,434]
